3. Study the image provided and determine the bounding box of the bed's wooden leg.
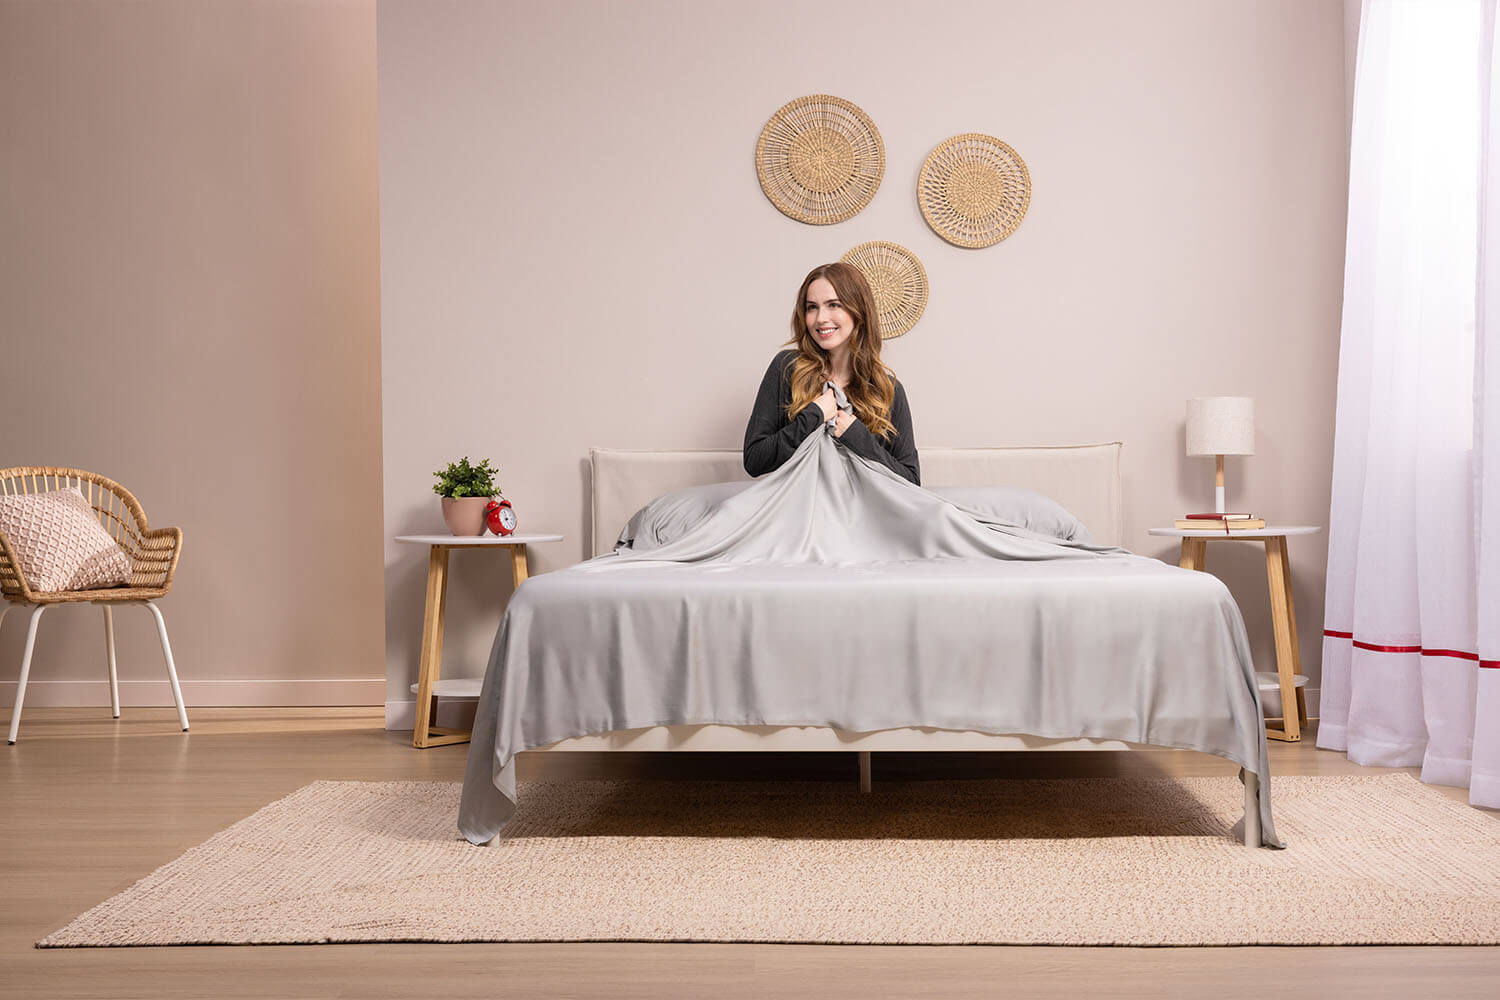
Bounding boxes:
[858,751,872,793]
[1242,768,1261,848]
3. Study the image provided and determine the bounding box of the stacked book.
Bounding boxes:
[1175,513,1265,531]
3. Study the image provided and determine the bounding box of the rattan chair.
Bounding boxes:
[0,467,187,743]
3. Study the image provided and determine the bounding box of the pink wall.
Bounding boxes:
[378,0,1350,720]
[1,0,385,707]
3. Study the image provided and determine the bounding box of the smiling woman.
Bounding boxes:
[742,262,920,483]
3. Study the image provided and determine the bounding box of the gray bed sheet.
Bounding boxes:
[458,429,1281,847]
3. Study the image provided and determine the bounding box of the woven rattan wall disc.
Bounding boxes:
[840,241,928,339]
[756,95,885,225]
[917,133,1031,248]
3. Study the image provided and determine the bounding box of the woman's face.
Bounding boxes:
[804,277,854,356]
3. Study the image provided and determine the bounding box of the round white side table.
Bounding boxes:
[395,533,564,748]
[1148,525,1321,742]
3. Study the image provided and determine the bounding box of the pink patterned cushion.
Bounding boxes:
[0,487,133,592]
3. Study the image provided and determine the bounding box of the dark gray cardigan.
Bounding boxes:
[742,350,920,484]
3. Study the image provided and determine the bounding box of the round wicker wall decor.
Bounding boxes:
[917,133,1031,248]
[840,241,928,339]
[756,95,885,225]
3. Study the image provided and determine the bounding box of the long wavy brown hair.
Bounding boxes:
[784,262,898,439]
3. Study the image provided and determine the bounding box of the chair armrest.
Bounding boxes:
[0,529,37,602]
[133,526,183,591]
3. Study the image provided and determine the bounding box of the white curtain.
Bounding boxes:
[1320,0,1499,808]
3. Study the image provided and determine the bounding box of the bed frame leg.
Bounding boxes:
[858,751,872,793]
[1242,768,1261,848]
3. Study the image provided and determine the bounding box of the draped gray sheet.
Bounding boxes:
[458,428,1281,847]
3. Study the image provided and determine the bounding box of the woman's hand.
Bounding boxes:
[831,410,856,437]
[816,386,838,421]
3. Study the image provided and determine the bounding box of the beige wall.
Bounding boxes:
[1346,0,1363,137]
[377,0,1349,720]
[0,1,385,707]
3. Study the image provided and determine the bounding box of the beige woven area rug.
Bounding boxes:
[39,774,1500,947]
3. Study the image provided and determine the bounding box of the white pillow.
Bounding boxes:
[926,485,1093,543]
[0,487,133,592]
[617,481,1092,550]
[616,482,752,552]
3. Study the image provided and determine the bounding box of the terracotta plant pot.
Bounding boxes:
[440,496,492,536]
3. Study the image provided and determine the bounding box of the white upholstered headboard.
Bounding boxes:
[589,444,1123,557]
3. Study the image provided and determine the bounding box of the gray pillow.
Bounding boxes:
[616,481,753,552]
[926,485,1093,543]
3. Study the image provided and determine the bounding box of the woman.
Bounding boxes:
[743,262,919,484]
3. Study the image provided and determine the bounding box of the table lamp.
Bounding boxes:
[1186,396,1254,514]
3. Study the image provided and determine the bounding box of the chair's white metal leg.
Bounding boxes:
[143,601,188,732]
[8,606,48,745]
[0,605,9,736]
[858,750,872,793]
[1242,768,1261,849]
[103,605,120,719]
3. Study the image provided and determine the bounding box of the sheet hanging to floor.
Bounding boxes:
[458,428,1281,846]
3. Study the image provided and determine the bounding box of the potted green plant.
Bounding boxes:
[433,456,500,536]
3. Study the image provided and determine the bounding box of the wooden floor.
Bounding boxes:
[2,708,1497,999]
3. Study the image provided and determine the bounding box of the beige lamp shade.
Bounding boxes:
[1186,397,1254,456]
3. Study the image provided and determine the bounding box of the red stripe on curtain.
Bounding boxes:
[1324,629,1499,667]
[1353,640,1425,653]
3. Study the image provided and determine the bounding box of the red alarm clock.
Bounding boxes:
[485,498,517,536]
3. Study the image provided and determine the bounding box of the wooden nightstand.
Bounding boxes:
[395,533,563,748]
[1148,525,1321,742]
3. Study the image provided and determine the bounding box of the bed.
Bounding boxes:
[458,437,1278,848]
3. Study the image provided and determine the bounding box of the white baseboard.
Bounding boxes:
[385,699,478,731]
[384,690,1324,733]
[1,678,385,708]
